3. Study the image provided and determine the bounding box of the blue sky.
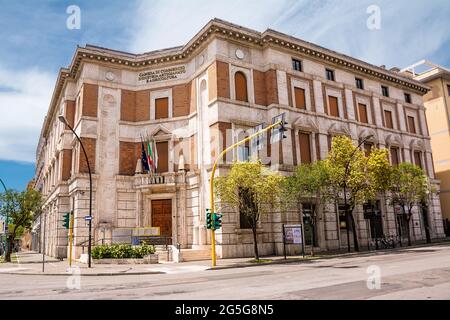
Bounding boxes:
[0,0,449,191]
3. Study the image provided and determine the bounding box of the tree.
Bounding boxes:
[0,188,42,262]
[326,136,390,252]
[215,160,284,260]
[283,161,331,256]
[389,162,428,246]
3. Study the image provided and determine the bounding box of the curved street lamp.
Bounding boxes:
[58,115,93,268]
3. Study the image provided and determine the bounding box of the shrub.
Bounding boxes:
[92,244,155,259]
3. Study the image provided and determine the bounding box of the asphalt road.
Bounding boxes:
[0,244,449,300]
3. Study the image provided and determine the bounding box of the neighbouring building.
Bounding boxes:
[34,19,446,261]
[401,61,450,235]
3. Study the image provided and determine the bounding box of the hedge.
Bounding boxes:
[92,244,155,259]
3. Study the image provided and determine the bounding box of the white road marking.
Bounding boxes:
[0,267,30,273]
[146,265,209,274]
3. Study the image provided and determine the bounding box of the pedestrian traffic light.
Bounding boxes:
[62,212,71,229]
[206,209,213,229]
[213,213,223,230]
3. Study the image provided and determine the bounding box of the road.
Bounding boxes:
[0,244,449,300]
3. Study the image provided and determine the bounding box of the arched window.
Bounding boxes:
[234,71,248,102]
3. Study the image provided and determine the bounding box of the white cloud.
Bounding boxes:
[128,0,295,53]
[0,66,54,162]
[128,0,450,69]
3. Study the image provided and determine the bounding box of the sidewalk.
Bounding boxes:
[1,239,449,276]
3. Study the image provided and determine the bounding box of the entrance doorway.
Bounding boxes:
[151,199,172,239]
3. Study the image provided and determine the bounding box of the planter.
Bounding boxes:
[93,254,159,265]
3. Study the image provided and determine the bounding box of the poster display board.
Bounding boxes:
[282,224,305,258]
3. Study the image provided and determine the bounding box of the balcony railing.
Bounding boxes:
[134,173,176,187]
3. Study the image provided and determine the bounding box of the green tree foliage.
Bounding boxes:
[326,136,391,251]
[0,188,42,262]
[283,161,331,255]
[215,160,285,260]
[389,162,428,246]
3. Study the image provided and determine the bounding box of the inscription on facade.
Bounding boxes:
[138,65,186,84]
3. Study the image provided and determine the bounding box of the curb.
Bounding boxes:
[0,270,165,277]
[208,240,450,271]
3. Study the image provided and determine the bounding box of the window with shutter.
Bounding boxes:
[384,110,393,129]
[390,147,399,165]
[294,87,306,109]
[155,97,169,119]
[358,103,369,124]
[414,151,422,168]
[299,132,311,164]
[234,72,248,102]
[407,116,416,134]
[156,141,169,173]
[328,96,339,117]
[364,143,373,156]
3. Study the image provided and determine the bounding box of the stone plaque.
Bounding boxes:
[138,65,187,84]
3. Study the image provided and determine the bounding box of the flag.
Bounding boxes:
[141,140,150,172]
[152,138,158,171]
[147,138,154,172]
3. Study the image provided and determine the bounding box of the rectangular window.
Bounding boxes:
[364,143,373,157]
[156,141,169,173]
[155,97,169,119]
[447,84,450,96]
[299,132,311,164]
[358,103,369,124]
[414,151,422,169]
[390,147,399,166]
[404,93,411,103]
[384,110,393,129]
[356,78,364,90]
[328,96,339,117]
[326,69,335,81]
[292,58,302,72]
[238,145,250,162]
[382,86,389,97]
[407,116,416,134]
[294,87,306,109]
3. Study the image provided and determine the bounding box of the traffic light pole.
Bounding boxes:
[0,178,7,258]
[209,120,282,267]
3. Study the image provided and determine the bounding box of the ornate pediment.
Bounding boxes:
[292,116,319,132]
[328,122,350,136]
[385,133,403,147]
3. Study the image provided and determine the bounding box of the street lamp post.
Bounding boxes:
[0,178,8,257]
[58,115,93,268]
[342,135,374,253]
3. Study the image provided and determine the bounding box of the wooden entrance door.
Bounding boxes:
[151,199,172,238]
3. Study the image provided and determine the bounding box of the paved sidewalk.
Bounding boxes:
[1,239,449,276]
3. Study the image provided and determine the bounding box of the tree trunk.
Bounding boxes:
[252,225,259,261]
[349,212,359,252]
[5,235,13,262]
[406,214,412,247]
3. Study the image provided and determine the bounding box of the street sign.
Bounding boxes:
[251,123,266,151]
[84,216,93,221]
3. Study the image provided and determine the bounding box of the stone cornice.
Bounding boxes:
[41,18,430,141]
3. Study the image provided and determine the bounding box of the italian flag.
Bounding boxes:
[147,139,158,173]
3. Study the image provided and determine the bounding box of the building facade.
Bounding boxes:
[402,61,450,233]
[34,19,445,260]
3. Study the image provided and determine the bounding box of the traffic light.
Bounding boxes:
[62,212,71,229]
[206,209,213,229]
[270,113,288,144]
[213,213,223,230]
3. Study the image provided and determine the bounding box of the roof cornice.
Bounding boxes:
[41,18,430,139]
